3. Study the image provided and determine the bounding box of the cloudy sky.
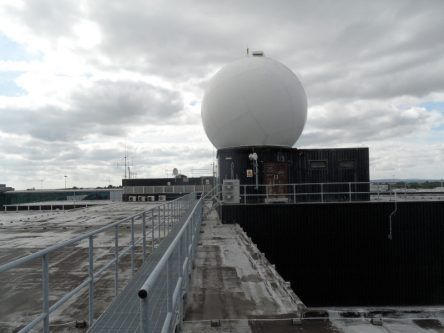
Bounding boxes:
[0,0,443,189]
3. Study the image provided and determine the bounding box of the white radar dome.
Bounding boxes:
[201,55,307,149]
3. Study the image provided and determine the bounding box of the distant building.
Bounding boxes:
[0,188,122,210]
[122,175,214,201]
[0,184,14,192]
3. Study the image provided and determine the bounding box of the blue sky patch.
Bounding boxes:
[0,71,25,96]
[420,101,444,112]
[0,34,37,61]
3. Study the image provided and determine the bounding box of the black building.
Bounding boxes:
[122,176,215,201]
[218,146,369,202]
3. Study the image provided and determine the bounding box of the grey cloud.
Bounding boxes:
[71,81,183,124]
[7,0,81,39]
[298,102,444,147]
[0,80,184,141]
[5,0,444,102]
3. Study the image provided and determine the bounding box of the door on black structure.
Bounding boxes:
[263,163,289,203]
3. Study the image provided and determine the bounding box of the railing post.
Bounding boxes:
[131,218,135,276]
[158,206,161,240]
[88,235,94,327]
[142,212,147,260]
[349,182,352,202]
[179,235,184,320]
[151,210,155,252]
[163,204,166,236]
[179,236,183,277]
[243,185,246,204]
[169,203,172,231]
[140,296,149,333]
[114,225,119,295]
[293,184,296,203]
[320,183,324,202]
[188,214,192,257]
[42,254,49,333]
[166,257,171,315]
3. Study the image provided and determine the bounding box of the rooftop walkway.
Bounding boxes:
[88,210,188,333]
[182,205,304,331]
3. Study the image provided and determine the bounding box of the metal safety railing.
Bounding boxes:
[0,192,197,333]
[220,181,444,204]
[239,182,370,203]
[123,184,213,195]
[137,186,218,333]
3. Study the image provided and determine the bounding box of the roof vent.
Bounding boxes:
[252,50,264,57]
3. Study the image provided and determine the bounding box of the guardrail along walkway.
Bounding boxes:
[90,189,210,333]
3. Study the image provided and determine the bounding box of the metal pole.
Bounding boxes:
[140,297,149,333]
[320,183,324,203]
[131,218,135,276]
[188,215,192,258]
[166,258,171,314]
[142,213,147,260]
[168,203,172,231]
[88,236,94,326]
[158,206,161,240]
[293,184,296,203]
[151,210,155,252]
[163,204,166,237]
[114,225,119,295]
[42,254,50,333]
[349,182,352,202]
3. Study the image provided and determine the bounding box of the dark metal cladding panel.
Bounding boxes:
[122,177,214,187]
[221,201,444,306]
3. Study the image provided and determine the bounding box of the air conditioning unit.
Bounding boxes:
[222,179,240,203]
[158,195,167,201]
[138,196,146,202]
[129,196,137,202]
[147,196,155,202]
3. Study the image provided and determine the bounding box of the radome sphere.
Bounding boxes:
[201,55,307,149]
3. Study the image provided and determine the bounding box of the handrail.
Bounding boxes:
[0,191,202,333]
[0,194,190,273]
[138,202,200,298]
[137,185,217,333]
[138,187,217,297]
[227,182,444,204]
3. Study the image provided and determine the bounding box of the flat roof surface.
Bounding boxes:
[4,200,111,207]
[0,201,160,332]
[183,205,302,322]
[4,188,122,194]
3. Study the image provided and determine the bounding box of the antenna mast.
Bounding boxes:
[124,145,127,179]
